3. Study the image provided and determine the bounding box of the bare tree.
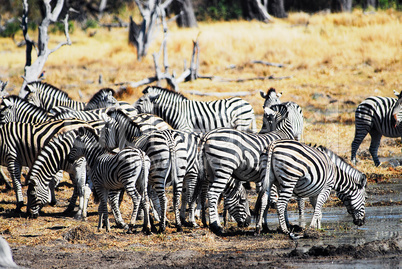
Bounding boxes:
[242,0,274,22]
[171,0,197,28]
[269,0,288,18]
[19,0,72,98]
[128,0,174,61]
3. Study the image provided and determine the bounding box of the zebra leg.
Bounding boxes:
[180,186,188,227]
[207,184,225,235]
[309,186,331,230]
[369,130,382,166]
[276,186,295,235]
[7,163,24,212]
[297,197,306,218]
[108,190,128,230]
[255,190,269,235]
[351,121,371,165]
[97,187,110,232]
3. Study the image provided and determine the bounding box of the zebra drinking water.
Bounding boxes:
[351,91,402,166]
[257,140,366,235]
[133,86,257,132]
[68,126,151,233]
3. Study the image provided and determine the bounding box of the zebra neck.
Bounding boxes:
[153,101,185,129]
[84,141,108,168]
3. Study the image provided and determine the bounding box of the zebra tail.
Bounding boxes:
[255,141,276,216]
[197,137,206,191]
[169,143,179,194]
[138,151,150,196]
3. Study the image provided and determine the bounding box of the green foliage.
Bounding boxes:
[196,0,243,21]
[50,21,75,34]
[83,19,98,30]
[0,20,20,37]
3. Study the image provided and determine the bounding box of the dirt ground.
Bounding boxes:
[0,178,400,269]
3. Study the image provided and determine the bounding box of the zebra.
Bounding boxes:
[351,91,402,166]
[0,118,89,211]
[101,108,251,231]
[260,87,304,141]
[24,81,118,111]
[133,86,257,133]
[67,126,151,233]
[256,140,366,236]
[198,106,295,235]
[260,88,306,216]
[26,129,90,219]
[102,109,198,232]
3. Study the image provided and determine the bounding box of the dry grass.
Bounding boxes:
[0,10,401,255]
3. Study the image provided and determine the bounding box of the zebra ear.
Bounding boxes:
[394,90,401,99]
[2,98,12,107]
[148,92,159,102]
[260,90,267,99]
[26,84,37,93]
[277,92,283,98]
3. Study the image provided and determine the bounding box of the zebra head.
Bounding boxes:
[260,105,290,134]
[133,92,159,114]
[26,177,51,219]
[224,179,251,228]
[318,146,366,226]
[391,90,402,128]
[24,82,44,108]
[0,96,18,123]
[260,87,282,108]
[84,88,118,110]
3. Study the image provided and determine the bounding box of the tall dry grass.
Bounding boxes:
[0,10,401,164]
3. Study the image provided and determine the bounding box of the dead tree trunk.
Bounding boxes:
[171,0,198,28]
[19,0,71,98]
[365,0,377,9]
[129,0,174,61]
[331,0,352,12]
[269,0,288,18]
[242,0,274,22]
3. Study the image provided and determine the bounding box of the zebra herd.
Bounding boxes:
[1,81,399,237]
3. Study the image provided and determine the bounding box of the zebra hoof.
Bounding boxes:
[176,225,183,232]
[209,222,224,236]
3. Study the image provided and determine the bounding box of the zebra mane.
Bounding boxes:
[267,87,277,96]
[143,86,188,101]
[27,81,70,99]
[87,88,116,105]
[317,145,360,174]
[106,107,142,131]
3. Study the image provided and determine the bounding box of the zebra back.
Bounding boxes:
[134,86,256,132]
[101,107,171,150]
